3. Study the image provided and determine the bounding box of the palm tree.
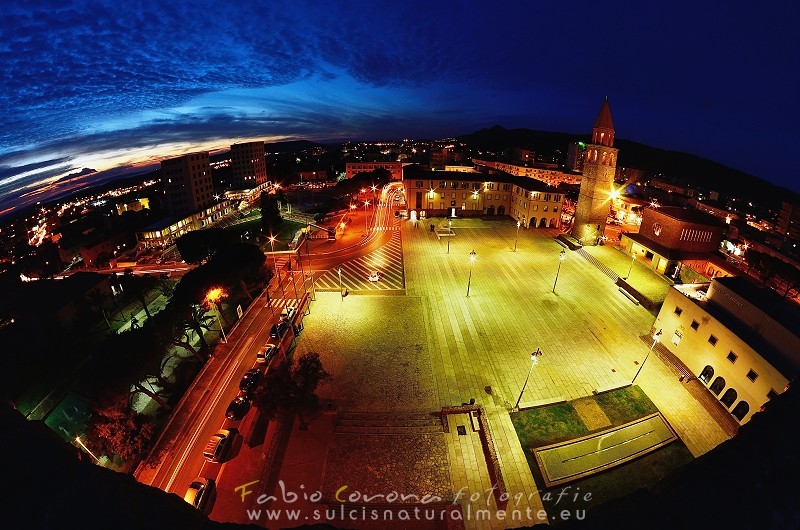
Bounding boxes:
[183,304,214,353]
[122,270,155,321]
[86,287,113,333]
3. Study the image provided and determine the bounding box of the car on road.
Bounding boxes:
[184,477,215,512]
[269,320,290,340]
[239,368,262,396]
[202,428,236,463]
[256,344,279,365]
[368,271,382,282]
[225,395,251,420]
[280,306,297,321]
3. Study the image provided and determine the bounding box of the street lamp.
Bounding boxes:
[205,287,228,343]
[75,436,102,465]
[466,249,477,297]
[513,220,521,252]
[364,200,370,233]
[269,235,287,303]
[632,329,663,384]
[514,349,543,411]
[306,223,316,301]
[624,252,636,280]
[447,219,452,254]
[552,249,566,293]
[338,266,343,300]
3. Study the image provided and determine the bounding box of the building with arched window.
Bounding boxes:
[652,275,799,424]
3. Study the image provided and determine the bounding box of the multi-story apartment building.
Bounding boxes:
[654,276,798,424]
[230,141,267,189]
[161,152,215,218]
[471,159,581,187]
[777,198,800,241]
[345,161,403,180]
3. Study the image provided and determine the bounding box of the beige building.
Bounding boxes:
[653,276,797,424]
[402,167,563,228]
[230,141,267,189]
[472,158,581,187]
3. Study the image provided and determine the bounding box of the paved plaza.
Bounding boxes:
[278,217,731,529]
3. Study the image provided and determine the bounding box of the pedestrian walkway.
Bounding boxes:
[314,230,405,292]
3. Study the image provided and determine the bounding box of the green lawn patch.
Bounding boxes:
[594,385,658,425]
[510,387,694,522]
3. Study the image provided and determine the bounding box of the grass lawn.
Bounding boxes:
[510,387,694,520]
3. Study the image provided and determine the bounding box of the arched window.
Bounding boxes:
[731,401,750,421]
[721,388,738,408]
[709,376,726,395]
[699,365,714,384]
[539,217,548,228]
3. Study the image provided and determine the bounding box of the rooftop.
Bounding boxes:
[654,206,725,226]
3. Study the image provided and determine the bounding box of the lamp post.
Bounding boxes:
[632,329,663,384]
[338,266,343,300]
[75,436,102,465]
[552,249,566,293]
[306,222,315,301]
[466,249,477,297]
[624,252,636,280]
[364,200,370,233]
[447,219,452,254]
[205,287,228,343]
[514,220,521,252]
[269,235,287,303]
[513,349,543,411]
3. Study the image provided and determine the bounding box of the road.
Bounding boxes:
[135,182,405,513]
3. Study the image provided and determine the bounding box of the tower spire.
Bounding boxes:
[592,97,615,147]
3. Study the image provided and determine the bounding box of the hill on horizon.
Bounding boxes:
[457,125,793,208]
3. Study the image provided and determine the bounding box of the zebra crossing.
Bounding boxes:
[314,230,405,292]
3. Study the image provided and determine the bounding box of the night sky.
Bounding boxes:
[1,1,797,216]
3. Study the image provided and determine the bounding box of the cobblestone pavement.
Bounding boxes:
[272,217,731,530]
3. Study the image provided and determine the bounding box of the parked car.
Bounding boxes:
[256,343,279,365]
[225,395,251,420]
[184,477,215,512]
[202,429,236,463]
[269,320,290,339]
[239,368,262,396]
[368,271,382,282]
[280,306,297,321]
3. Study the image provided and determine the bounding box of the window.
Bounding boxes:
[543,205,549,212]
[767,389,779,400]
[543,193,551,201]
[746,370,758,382]
[416,181,423,188]
[554,194,561,202]
[674,306,683,316]
[553,206,558,212]
[532,205,538,211]
[690,320,699,330]
[727,351,737,363]
[671,330,682,346]
[708,335,718,346]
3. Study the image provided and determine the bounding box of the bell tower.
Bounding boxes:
[571,97,618,245]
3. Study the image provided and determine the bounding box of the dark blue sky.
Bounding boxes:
[1,1,797,216]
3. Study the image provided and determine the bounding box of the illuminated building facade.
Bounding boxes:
[230,141,267,189]
[654,276,797,424]
[345,161,403,180]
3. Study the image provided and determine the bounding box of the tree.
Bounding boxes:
[181,304,214,354]
[205,241,269,301]
[175,228,234,264]
[257,352,330,424]
[86,391,155,462]
[260,191,283,233]
[121,270,157,321]
[86,287,113,333]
